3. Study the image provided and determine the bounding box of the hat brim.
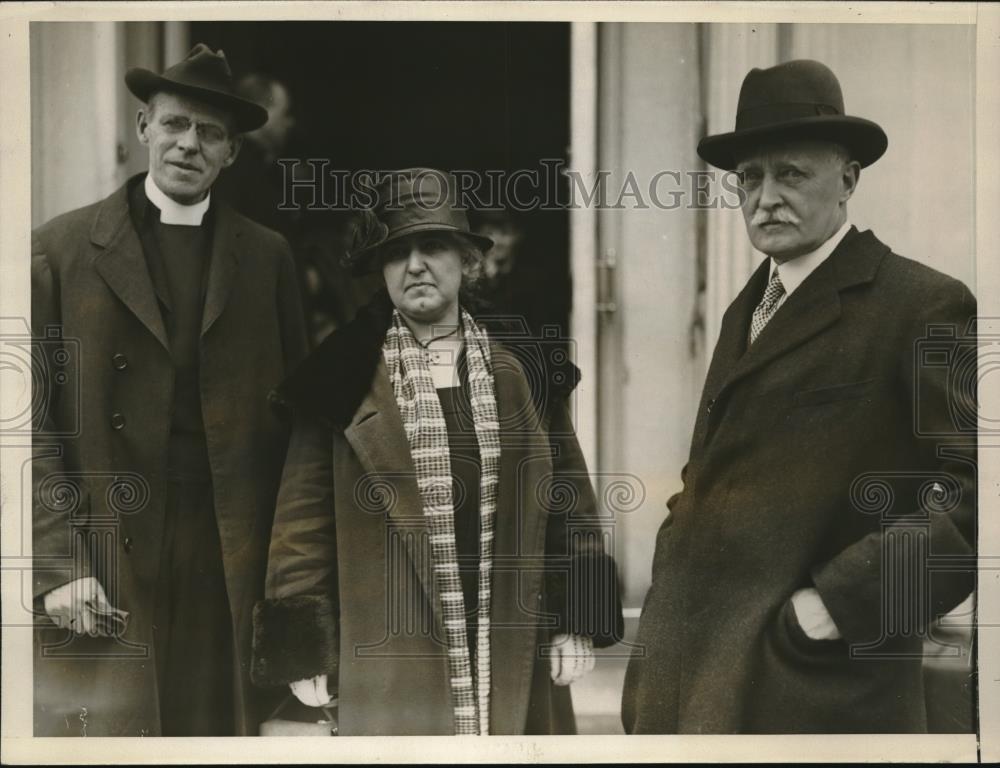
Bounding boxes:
[344,222,494,276]
[125,68,268,133]
[697,115,888,170]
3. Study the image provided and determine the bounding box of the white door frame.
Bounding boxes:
[569,21,599,472]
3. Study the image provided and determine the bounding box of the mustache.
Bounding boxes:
[750,209,801,226]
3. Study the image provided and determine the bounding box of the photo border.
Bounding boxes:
[2,1,996,763]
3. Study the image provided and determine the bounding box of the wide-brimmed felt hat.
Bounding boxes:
[697,59,887,170]
[344,168,494,274]
[125,43,268,133]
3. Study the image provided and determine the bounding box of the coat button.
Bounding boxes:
[111,353,128,370]
[123,536,133,554]
[706,398,715,415]
[110,412,126,430]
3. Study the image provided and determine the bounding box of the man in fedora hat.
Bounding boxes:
[31,43,308,736]
[622,59,976,733]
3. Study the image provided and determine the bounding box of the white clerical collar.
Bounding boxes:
[771,219,852,297]
[144,172,210,226]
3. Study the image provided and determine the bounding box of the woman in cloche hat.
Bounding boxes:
[250,169,624,735]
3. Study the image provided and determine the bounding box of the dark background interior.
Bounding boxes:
[192,21,572,338]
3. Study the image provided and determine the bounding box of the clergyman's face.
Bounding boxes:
[137,91,242,204]
[735,139,859,263]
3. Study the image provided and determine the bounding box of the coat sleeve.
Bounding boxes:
[810,279,977,646]
[275,240,309,371]
[543,398,625,648]
[31,247,94,601]
[251,415,339,687]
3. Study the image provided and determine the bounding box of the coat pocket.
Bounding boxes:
[780,597,847,657]
[792,378,876,407]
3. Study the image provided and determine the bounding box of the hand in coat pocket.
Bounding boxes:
[290,674,333,707]
[789,588,841,641]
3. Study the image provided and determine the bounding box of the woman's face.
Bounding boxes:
[381,233,465,327]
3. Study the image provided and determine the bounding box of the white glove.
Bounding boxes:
[790,587,842,640]
[290,674,332,707]
[42,576,111,636]
[549,633,596,686]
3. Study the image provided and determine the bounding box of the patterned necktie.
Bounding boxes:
[749,269,786,344]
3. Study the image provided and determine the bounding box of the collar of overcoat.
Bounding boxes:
[703,226,890,409]
[272,290,580,431]
[90,173,244,351]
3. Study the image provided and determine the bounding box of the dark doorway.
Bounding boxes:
[193,21,572,344]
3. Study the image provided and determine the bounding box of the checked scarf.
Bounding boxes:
[383,308,501,735]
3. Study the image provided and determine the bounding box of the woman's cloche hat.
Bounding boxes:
[697,59,888,170]
[125,43,268,133]
[344,168,494,274]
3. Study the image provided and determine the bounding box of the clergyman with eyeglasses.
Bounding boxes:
[622,60,977,734]
[30,44,308,736]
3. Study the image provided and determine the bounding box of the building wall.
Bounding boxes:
[30,22,188,228]
[595,23,705,607]
[785,23,976,289]
[30,22,125,228]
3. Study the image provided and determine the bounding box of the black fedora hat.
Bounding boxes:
[697,59,887,170]
[344,168,494,274]
[125,43,268,133]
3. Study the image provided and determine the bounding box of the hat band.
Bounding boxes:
[735,101,843,131]
[379,204,472,237]
[166,72,234,95]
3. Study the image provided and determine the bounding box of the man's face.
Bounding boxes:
[735,140,859,263]
[137,92,242,204]
[476,221,521,281]
[264,84,295,151]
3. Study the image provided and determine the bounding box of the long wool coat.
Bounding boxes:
[31,177,309,736]
[622,228,977,734]
[251,293,624,735]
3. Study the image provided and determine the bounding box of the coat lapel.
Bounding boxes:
[489,343,548,580]
[717,277,842,398]
[91,184,170,351]
[487,343,549,733]
[711,228,884,403]
[201,203,240,336]
[702,257,769,404]
[342,360,440,618]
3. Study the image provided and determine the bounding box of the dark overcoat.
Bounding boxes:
[622,228,977,734]
[250,294,624,735]
[31,176,309,736]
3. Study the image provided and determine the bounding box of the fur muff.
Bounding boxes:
[251,595,339,687]
[546,551,624,648]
